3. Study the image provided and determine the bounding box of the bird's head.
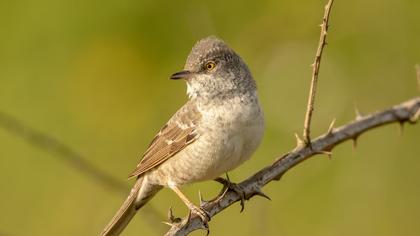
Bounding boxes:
[170,36,255,100]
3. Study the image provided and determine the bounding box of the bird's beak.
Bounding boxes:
[170,70,192,80]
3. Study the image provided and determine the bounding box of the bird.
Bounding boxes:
[101,36,264,236]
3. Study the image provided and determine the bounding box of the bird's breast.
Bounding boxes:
[184,96,264,181]
[151,95,264,185]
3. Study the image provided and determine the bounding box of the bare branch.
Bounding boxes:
[303,0,335,145]
[165,97,420,236]
[0,111,166,233]
[0,111,127,192]
[0,230,13,236]
[416,64,420,91]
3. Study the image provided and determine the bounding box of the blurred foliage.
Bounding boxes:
[0,0,419,235]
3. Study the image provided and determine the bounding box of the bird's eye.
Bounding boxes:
[204,61,216,71]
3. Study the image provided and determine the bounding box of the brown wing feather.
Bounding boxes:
[128,102,201,178]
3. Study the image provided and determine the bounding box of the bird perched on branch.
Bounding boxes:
[102,36,264,235]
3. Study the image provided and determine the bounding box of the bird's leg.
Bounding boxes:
[168,185,211,225]
[214,173,246,212]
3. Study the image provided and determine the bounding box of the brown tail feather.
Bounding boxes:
[101,177,161,236]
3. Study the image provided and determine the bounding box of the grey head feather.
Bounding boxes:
[182,36,256,101]
[185,36,232,70]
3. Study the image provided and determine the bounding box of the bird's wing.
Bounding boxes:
[128,102,202,178]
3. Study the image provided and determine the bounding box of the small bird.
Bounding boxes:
[101,36,264,235]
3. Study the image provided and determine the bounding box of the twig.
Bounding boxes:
[165,97,420,236]
[415,64,420,91]
[0,111,165,233]
[302,0,334,145]
[0,111,127,192]
[0,230,13,236]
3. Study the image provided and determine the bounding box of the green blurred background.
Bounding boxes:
[1,0,419,235]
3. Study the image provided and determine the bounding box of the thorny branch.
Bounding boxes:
[166,97,420,236]
[164,0,420,235]
[302,0,334,145]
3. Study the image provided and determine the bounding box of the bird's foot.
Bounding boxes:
[186,203,210,234]
[163,206,210,234]
[188,203,211,224]
[214,175,246,212]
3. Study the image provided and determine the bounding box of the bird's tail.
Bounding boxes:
[101,177,161,236]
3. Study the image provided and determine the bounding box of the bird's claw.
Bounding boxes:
[215,175,246,212]
[163,206,210,235]
[189,204,211,223]
[185,204,210,234]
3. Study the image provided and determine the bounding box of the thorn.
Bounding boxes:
[325,151,332,159]
[327,150,333,159]
[295,133,304,147]
[409,108,420,123]
[253,189,271,201]
[398,121,404,136]
[198,190,207,208]
[355,107,363,120]
[415,64,420,92]
[239,200,245,213]
[352,136,358,149]
[327,118,336,135]
[273,172,284,181]
[162,221,174,227]
[316,150,333,159]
